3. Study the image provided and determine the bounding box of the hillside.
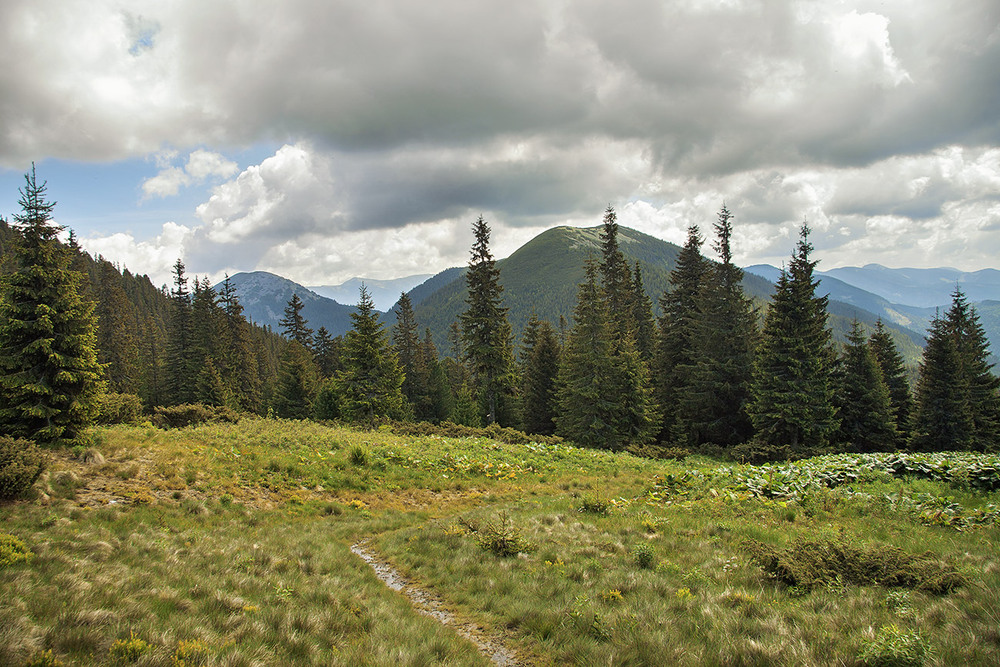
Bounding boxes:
[822,264,1000,308]
[309,274,432,312]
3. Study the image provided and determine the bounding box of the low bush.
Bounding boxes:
[94,392,144,425]
[857,624,932,667]
[388,420,563,446]
[151,403,241,429]
[0,435,47,500]
[474,511,534,557]
[627,443,691,461]
[0,532,34,568]
[743,536,965,593]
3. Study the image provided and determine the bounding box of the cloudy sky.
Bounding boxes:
[1,0,998,288]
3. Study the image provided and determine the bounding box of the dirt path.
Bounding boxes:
[351,541,522,666]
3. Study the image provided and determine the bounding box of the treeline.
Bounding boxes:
[1,167,997,460]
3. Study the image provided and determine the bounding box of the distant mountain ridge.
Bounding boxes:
[822,264,1000,308]
[219,228,999,369]
[308,274,432,312]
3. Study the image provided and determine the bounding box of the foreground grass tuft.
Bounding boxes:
[742,536,966,593]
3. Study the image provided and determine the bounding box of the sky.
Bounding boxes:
[1,0,999,289]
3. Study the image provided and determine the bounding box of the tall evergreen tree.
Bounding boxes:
[0,165,104,443]
[421,329,454,422]
[868,318,914,445]
[747,224,838,457]
[95,258,140,394]
[460,216,516,425]
[273,341,318,419]
[339,286,407,422]
[598,205,636,338]
[630,263,657,363]
[218,275,263,412]
[393,292,428,417]
[520,314,561,435]
[833,320,897,452]
[911,313,974,451]
[944,288,1000,449]
[556,260,656,450]
[654,224,708,444]
[685,205,758,448]
[280,293,313,349]
[311,326,341,379]
[164,259,197,405]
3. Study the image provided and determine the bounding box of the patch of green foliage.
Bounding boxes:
[0,532,33,567]
[0,436,46,500]
[857,624,932,667]
[151,403,241,429]
[742,536,965,593]
[471,511,534,557]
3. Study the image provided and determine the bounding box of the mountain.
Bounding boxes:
[220,271,357,335]
[821,264,1000,308]
[308,274,432,311]
[407,225,922,364]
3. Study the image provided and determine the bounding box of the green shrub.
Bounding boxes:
[578,495,611,515]
[349,444,368,466]
[0,436,47,500]
[474,511,534,557]
[151,403,240,429]
[0,532,34,568]
[857,624,931,666]
[23,649,64,667]
[94,392,144,425]
[388,420,563,446]
[743,537,965,593]
[627,443,691,460]
[632,542,656,569]
[108,632,151,664]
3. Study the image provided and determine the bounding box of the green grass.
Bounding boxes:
[2,418,999,665]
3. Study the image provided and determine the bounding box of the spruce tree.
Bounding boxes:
[520,314,561,435]
[95,258,140,394]
[280,293,313,349]
[311,326,341,379]
[944,288,1000,449]
[218,275,263,412]
[747,224,838,457]
[164,259,197,405]
[393,292,429,417]
[339,285,407,422]
[654,224,708,444]
[868,318,914,445]
[0,165,104,443]
[556,259,656,450]
[273,341,319,419]
[911,313,974,451]
[685,205,758,448]
[631,263,657,363]
[598,205,636,338]
[833,320,897,452]
[421,329,453,422]
[460,216,516,425]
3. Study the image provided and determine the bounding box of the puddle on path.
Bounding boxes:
[351,542,519,666]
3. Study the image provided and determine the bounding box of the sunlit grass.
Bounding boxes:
[2,419,999,665]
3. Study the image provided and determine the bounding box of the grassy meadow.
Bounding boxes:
[2,418,999,666]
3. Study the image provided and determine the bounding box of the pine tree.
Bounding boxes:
[631,263,657,363]
[833,320,897,452]
[943,288,1000,450]
[273,341,318,419]
[747,224,838,457]
[654,224,708,444]
[520,314,560,435]
[218,275,263,412]
[598,206,636,338]
[556,260,656,450]
[868,318,914,445]
[393,292,429,417]
[311,326,341,379]
[95,258,140,394]
[280,293,313,349]
[684,205,758,448]
[0,165,104,443]
[421,329,453,422]
[164,259,197,405]
[911,313,974,451]
[460,216,516,425]
[339,285,407,422]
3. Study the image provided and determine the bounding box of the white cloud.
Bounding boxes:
[79,221,193,286]
[142,149,238,199]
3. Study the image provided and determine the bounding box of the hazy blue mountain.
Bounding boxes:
[308,274,432,311]
[821,264,1000,308]
[219,271,356,336]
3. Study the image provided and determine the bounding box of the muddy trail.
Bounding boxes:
[351,541,522,666]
